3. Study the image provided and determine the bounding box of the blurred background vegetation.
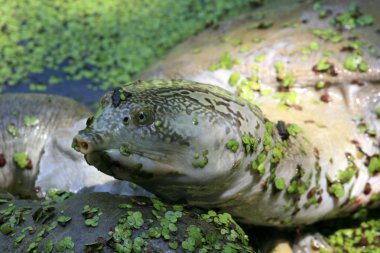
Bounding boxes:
[0,0,262,105]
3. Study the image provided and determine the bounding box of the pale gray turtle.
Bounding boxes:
[0,93,151,198]
[0,94,91,197]
[73,0,380,231]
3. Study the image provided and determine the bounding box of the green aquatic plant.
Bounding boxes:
[0,0,261,92]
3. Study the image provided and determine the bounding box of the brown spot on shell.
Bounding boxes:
[320,92,332,103]
[291,207,300,216]
[277,86,289,92]
[26,159,33,170]
[341,46,356,52]
[351,79,365,86]
[314,148,320,160]
[364,183,372,195]
[0,153,6,167]
[307,187,316,199]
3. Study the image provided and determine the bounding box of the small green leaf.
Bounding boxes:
[226,139,239,153]
[329,183,345,198]
[57,215,72,226]
[274,178,285,190]
[229,72,240,86]
[24,116,39,127]
[368,156,380,175]
[13,152,31,170]
[7,124,18,137]
[287,124,302,137]
[56,236,74,252]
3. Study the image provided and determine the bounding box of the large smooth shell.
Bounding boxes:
[0,93,91,197]
[139,0,380,226]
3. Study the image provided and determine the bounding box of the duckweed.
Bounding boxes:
[229,72,241,86]
[209,53,240,71]
[319,10,330,19]
[274,178,286,190]
[343,53,369,72]
[119,144,131,156]
[274,61,285,79]
[13,152,31,170]
[23,116,39,127]
[312,29,343,43]
[55,236,74,252]
[375,107,380,117]
[282,74,296,88]
[231,38,243,47]
[250,152,266,176]
[154,120,162,127]
[7,124,18,137]
[309,42,319,51]
[337,167,356,184]
[329,183,345,198]
[254,54,265,63]
[274,61,295,88]
[316,58,331,72]
[315,81,326,89]
[57,215,71,226]
[242,134,258,154]
[192,150,209,168]
[251,37,262,43]
[0,0,260,92]
[226,139,240,153]
[287,124,302,137]
[192,117,199,125]
[331,3,375,30]
[29,84,47,92]
[326,218,380,252]
[239,45,250,53]
[82,205,102,227]
[312,2,321,11]
[368,156,380,175]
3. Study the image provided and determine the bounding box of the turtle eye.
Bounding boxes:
[132,107,154,126]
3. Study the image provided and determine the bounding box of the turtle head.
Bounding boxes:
[73,80,243,202]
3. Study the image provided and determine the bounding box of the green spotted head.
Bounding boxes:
[73,80,263,203]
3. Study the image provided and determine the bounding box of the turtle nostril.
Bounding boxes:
[73,132,97,155]
[80,141,89,150]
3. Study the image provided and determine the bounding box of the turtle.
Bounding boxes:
[72,0,380,251]
[0,93,91,198]
[0,93,151,199]
[74,0,380,226]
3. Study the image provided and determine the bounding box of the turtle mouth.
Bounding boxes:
[84,150,154,181]
[84,151,116,178]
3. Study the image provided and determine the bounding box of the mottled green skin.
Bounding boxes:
[81,80,266,201]
[75,80,378,227]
